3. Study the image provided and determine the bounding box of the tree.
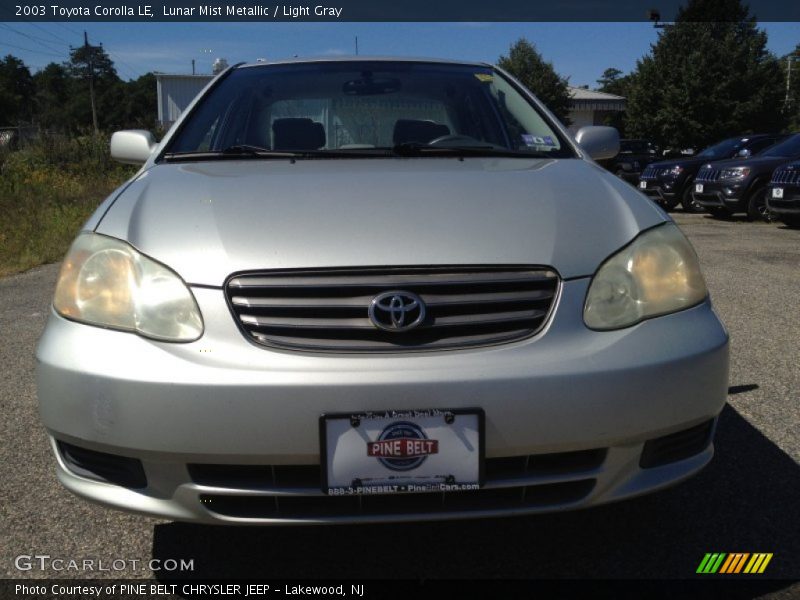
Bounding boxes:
[624,0,786,150]
[779,44,800,131]
[596,68,628,96]
[33,63,72,129]
[498,38,572,125]
[0,55,35,125]
[66,41,121,132]
[595,67,632,136]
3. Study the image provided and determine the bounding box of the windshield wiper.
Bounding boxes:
[390,142,551,158]
[162,145,390,162]
[162,145,302,162]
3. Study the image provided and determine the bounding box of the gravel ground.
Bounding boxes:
[1,212,797,596]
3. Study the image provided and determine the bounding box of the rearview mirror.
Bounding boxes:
[574,126,620,161]
[110,130,157,165]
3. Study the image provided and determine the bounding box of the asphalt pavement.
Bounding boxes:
[1,212,798,594]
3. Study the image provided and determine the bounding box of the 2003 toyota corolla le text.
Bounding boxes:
[35,57,729,524]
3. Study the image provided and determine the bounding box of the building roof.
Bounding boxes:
[568,86,625,101]
[568,86,626,111]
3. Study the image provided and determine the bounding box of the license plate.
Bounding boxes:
[321,409,484,495]
[695,183,704,193]
[773,187,784,199]
[639,181,647,189]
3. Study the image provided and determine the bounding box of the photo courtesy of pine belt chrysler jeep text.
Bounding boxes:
[36,57,729,524]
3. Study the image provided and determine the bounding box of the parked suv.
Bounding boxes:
[602,139,658,183]
[767,161,800,227]
[36,58,727,525]
[692,133,800,220]
[639,134,785,213]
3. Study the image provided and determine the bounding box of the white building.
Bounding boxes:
[567,86,626,132]
[156,73,214,127]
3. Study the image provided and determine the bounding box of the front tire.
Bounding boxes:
[746,186,770,222]
[681,179,705,213]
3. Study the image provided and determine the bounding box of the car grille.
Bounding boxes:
[225,266,559,352]
[190,449,605,519]
[771,167,799,185]
[640,165,662,180]
[695,168,721,183]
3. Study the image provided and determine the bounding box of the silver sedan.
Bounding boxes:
[37,57,728,524]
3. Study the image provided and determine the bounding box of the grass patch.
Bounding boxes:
[0,135,136,277]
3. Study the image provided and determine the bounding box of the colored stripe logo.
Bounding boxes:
[697,553,773,574]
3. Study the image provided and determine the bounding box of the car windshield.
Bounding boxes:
[696,137,747,159]
[163,61,573,159]
[759,134,800,158]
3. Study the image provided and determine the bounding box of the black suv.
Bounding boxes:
[603,139,659,183]
[638,134,784,213]
[693,133,800,220]
[767,162,800,227]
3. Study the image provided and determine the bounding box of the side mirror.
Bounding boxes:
[574,126,620,161]
[110,130,157,165]
[737,148,751,158]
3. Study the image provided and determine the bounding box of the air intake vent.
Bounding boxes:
[57,441,147,489]
[640,420,715,469]
[225,266,559,352]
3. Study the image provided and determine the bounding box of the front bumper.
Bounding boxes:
[36,278,729,524]
[692,182,745,211]
[639,180,678,204]
[766,187,800,215]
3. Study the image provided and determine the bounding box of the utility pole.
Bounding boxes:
[355,36,359,56]
[72,31,101,134]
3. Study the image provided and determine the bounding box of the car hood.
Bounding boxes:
[649,156,720,170]
[698,155,788,172]
[95,158,667,286]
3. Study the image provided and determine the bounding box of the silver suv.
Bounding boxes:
[36,57,728,524]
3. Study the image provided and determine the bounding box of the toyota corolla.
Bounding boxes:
[36,57,729,524]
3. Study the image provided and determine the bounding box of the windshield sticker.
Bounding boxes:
[474,73,494,82]
[522,134,557,147]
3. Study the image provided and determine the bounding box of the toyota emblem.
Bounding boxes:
[368,291,426,332]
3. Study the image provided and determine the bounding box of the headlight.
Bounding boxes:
[667,166,683,176]
[584,223,707,330]
[718,166,750,181]
[53,233,203,341]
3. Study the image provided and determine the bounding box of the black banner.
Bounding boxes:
[2,579,798,600]
[1,0,800,22]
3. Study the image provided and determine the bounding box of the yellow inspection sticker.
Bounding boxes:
[474,73,494,82]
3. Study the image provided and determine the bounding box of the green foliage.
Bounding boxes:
[498,38,572,125]
[779,44,800,131]
[624,0,787,149]
[0,134,135,276]
[1,50,157,132]
[0,55,35,125]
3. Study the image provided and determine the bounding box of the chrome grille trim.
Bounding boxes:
[640,165,661,180]
[225,266,560,352]
[771,168,799,185]
[695,168,721,183]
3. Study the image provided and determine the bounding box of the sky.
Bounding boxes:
[1,21,798,88]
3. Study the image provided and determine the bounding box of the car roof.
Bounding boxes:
[236,56,493,70]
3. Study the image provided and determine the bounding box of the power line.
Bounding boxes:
[53,22,82,36]
[26,22,73,45]
[0,40,64,58]
[105,49,143,80]
[0,23,67,54]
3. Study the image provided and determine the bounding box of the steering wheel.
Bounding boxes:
[427,134,482,146]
